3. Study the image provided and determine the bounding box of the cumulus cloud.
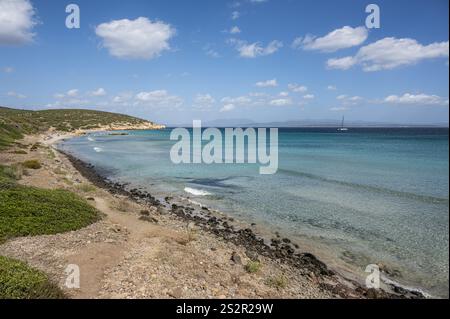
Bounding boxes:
[292,26,368,52]
[220,103,236,112]
[231,11,240,20]
[67,89,79,97]
[0,0,37,45]
[255,79,278,87]
[327,37,449,71]
[90,88,107,96]
[95,17,175,59]
[193,93,216,109]
[383,93,449,106]
[303,94,315,99]
[337,94,363,105]
[229,38,282,58]
[229,26,241,34]
[288,83,307,93]
[135,90,183,108]
[269,98,293,106]
[327,85,337,90]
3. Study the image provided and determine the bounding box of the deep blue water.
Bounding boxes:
[59,127,449,297]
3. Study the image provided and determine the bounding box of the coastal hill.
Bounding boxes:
[0,107,164,150]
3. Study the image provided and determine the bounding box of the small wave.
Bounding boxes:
[184,187,212,196]
[93,147,103,153]
[87,137,95,142]
[381,275,432,299]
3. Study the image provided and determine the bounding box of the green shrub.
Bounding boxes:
[245,261,261,273]
[265,274,288,289]
[0,184,101,243]
[22,160,41,169]
[0,256,65,299]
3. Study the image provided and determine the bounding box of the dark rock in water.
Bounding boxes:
[392,285,409,295]
[282,238,291,244]
[139,215,159,223]
[201,206,209,211]
[365,288,391,299]
[251,223,257,227]
[293,243,299,249]
[231,252,242,264]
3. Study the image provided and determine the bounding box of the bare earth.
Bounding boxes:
[0,133,334,299]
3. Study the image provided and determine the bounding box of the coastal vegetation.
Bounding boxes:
[0,153,100,298]
[0,255,66,299]
[0,164,101,244]
[0,106,159,150]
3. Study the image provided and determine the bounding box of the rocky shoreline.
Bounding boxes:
[59,149,426,299]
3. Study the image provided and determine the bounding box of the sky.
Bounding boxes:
[0,0,449,125]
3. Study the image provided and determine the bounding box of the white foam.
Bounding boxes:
[93,147,103,153]
[87,137,95,142]
[184,187,212,196]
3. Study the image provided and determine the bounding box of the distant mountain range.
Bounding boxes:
[167,118,449,128]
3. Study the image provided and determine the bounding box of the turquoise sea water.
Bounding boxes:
[59,128,449,297]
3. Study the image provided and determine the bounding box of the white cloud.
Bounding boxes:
[229,38,283,58]
[6,91,26,99]
[288,83,307,93]
[337,94,363,105]
[383,93,449,106]
[269,98,292,106]
[90,88,107,96]
[255,79,278,87]
[327,56,357,70]
[292,26,368,52]
[67,89,79,97]
[303,94,315,99]
[279,91,289,97]
[3,66,14,73]
[95,17,175,60]
[327,85,337,90]
[0,0,37,45]
[231,11,240,20]
[203,44,221,58]
[135,90,183,108]
[220,103,235,112]
[230,26,241,34]
[221,96,252,105]
[330,106,349,112]
[193,93,215,109]
[327,37,449,71]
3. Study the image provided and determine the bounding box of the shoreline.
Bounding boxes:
[54,132,428,299]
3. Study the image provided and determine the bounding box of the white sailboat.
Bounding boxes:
[337,116,348,131]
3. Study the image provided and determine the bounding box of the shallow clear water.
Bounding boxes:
[59,128,449,297]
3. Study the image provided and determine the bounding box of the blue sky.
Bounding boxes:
[0,0,448,125]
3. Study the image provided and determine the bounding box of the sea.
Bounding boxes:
[58,127,449,298]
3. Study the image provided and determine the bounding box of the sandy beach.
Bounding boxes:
[0,131,425,299]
